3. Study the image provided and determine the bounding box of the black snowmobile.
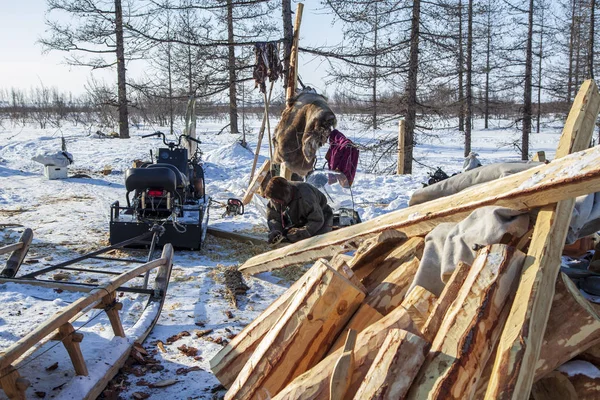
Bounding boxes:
[109,131,210,250]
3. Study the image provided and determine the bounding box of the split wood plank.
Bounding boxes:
[362,237,424,292]
[210,257,357,388]
[0,251,170,371]
[328,257,420,354]
[475,271,600,397]
[562,366,600,400]
[421,261,471,342]
[243,159,270,205]
[353,329,428,400]
[330,330,357,400]
[248,83,274,184]
[485,79,600,400]
[530,371,577,400]
[348,230,407,280]
[408,244,525,400]
[239,143,600,275]
[1,228,33,278]
[272,304,419,400]
[0,243,22,256]
[225,260,365,400]
[531,151,546,163]
[400,285,438,332]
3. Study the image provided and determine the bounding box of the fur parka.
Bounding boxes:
[272,90,337,176]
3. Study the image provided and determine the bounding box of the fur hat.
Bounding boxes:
[264,177,293,204]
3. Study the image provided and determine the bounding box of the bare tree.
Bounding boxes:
[40,0,149,138]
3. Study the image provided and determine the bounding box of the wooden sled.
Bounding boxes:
[0,244,174,400]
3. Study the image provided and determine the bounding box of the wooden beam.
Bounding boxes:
[354,329,428,400]
[243,159,270,205]
[485,79,600,400]
[0,243,22,256]
[225,260,365,399]
[98,292,125,337]
[207,226,269,246]
[54,323,88,376]
[330,330,357,400]
[421,261,471,342]
[532,151,546,163]
[239,143,600,275]
[408,245,525,400]
[272,304,419,400]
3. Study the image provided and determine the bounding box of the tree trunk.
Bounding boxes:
[590,0,596,80]
[568,0,577,102]
[404,0,421,175]
[522,0,534,160]
[458,0,465,133]
[226,0,239,134]
[282,0,293,89]
[115,0,129,139]
[353,329,428,400]
[484,0,491,129]
[465,0,473,157]
[536,6,544,134]
[407,245,525,400]
[225,261,365,400]
[372,2,378,130]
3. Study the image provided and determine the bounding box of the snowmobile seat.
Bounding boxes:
[125,167,177,194]
[146,163,188,188]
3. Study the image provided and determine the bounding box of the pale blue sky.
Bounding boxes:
[0,0,341,96]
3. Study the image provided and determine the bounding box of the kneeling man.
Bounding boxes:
[264,177,334,244]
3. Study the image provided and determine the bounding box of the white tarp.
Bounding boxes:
[31,151,73,167]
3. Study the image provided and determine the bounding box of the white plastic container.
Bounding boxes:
[44,166,68,180]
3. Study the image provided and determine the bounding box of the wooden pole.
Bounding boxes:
[485,79,600,400]
[248,81,275,183]
[280,2,304,180]
[330,330,357,400]
[397,120,406,175]
[2,228,33,278]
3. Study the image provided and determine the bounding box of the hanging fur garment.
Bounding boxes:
[272,89,337,176]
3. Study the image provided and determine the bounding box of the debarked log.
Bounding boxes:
[407,244,525,400]
[272,304,420,400]
[225,260,365,400]
[353,329,428,400]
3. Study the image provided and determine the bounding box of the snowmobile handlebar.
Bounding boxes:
[141,131,201,148]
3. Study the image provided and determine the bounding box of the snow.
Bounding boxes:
[0,115,566,399]
[557,360,600,379]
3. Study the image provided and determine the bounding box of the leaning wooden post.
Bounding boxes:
[95,291,125,337]
[280,3,304,180]
[397,120,406,175]
[485,79,600,400]
[248,81,275,183]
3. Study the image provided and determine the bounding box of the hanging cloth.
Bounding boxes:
[325,129,359,187]
[253,42,283,93]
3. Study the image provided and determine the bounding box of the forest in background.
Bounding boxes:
[0,0,598,171]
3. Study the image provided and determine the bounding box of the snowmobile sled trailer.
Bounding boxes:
[109,131,210,250]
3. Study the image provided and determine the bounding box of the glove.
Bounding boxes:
[268,230,283,244]
[286,227,311,243]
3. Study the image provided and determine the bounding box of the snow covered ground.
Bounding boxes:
[0,115,565,399]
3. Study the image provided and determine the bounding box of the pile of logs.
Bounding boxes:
[210,80,600,400]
